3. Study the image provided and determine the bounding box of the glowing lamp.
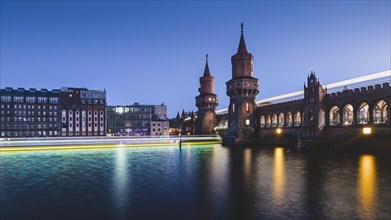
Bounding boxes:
[276,128,282,134]
[362,127,371,135]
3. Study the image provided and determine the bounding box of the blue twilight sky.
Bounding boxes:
[1,1,390,117]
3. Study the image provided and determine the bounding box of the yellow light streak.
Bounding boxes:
[358,155,376,213]
[273,147,285,201]
[0,141,221,152]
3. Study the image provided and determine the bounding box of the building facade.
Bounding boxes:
[0,86,106,138]
[106,103,168,136]
[195,55,219,135]
[59,87,106,136]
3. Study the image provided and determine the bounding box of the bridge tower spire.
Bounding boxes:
[223,24,259,146]
[195,54,219,135]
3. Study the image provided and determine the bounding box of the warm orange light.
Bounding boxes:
[276,128,282,134]
[273,147,285,201]
[359,155,376,212]
[363,127,372,135]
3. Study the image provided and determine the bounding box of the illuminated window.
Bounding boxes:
[246,103,249,112]
[246,119,250,125]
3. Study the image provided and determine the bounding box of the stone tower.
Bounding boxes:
[223,23,259,146]
[303,71,326,137]
[196,54,219,135]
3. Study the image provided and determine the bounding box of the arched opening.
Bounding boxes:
[329,106,340,126]
[266,115,271,128]
[342,104,354,125]
[260,115,265,128]
[294,111,301,126]
[286,112,293,127]
[278,112,285,127]
[357,102,369,124]
[373,100,388,124]
[272,114,278,127]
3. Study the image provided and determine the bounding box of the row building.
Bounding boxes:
[0,87,106,138]
[106,103,169,136]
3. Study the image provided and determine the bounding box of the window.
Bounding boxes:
[37,97,47,103]
[246,103,249,112]
[1,96,12,102]
[14,96,24,103]
[49,97,59,104]
[232,103,235,113]
[26,97,36,103]
[246,119,250,125]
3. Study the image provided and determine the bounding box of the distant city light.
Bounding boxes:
[276,128,282,134]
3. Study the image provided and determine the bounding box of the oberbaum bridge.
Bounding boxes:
[176,24,391,148]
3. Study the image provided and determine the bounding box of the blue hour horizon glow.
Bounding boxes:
[1,1,390,117]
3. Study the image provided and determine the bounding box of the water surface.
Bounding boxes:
[1,144,390,219]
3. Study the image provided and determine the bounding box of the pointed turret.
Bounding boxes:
[231,23,254,78]
[198,54,215,94]
[203,54,211,77]
[237,23,248,54]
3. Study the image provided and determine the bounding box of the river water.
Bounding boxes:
[1,144,390,219]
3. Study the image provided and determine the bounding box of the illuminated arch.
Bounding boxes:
[266,114,271,127]
[260,115,265,128]
[329,106,340,126]
[278,112,285,127]
[373,100,388,124]
[342,104,354,125]
[286,112,293,127]
[272,114,278,127]
[357,102,369,124]
[294,111,301,126]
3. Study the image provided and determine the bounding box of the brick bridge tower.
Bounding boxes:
[223,24,259,146]
[196,54,219,135]
[303,71,327,137]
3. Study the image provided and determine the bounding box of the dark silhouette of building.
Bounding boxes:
[195,54,219,135]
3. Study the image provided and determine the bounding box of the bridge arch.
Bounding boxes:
[342,104,354,125]
[272,113,278,127]
[372,99,388,124]
[293,110,301,126]
[356,102,369,124]
[278,112,285,127]
[266,114,271,128]
[286,111,293,127]
[260,115,265,128]
[329,105,340,126]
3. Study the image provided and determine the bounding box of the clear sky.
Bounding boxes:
[1,1,390,117]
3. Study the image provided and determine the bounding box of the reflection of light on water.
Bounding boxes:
[208,145,229,209]
[273,147,285,201]
[243,148,252,184]
[114,146,129,214]
[358,155,376,213]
